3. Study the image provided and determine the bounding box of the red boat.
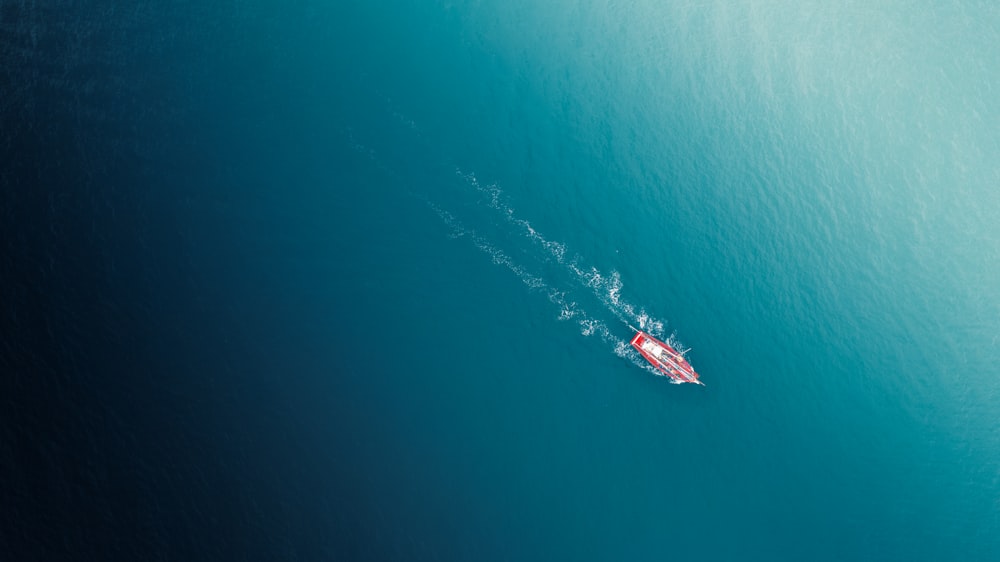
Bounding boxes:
[630,328,703,385]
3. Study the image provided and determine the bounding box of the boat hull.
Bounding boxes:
[630,331,703,385]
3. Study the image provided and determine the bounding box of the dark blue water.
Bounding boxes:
[4,1,999,559]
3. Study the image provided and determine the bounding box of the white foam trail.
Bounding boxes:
[472,235,547,289]
[428,204,469,239]
[346,105,685,372]
[359,151,680,367]
[428,201,632,358]
[455,168,674,343]
[432,204,674,376]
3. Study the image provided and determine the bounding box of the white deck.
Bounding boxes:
[641,340,668,360]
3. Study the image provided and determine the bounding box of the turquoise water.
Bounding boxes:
[290,2,1000,558]
[6,0,999,559]
[336,3,1000,559]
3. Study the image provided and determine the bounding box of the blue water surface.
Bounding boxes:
[4,1,998,560]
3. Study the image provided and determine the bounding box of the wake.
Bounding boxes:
[453,169,684,350]
[341,97,688,375]
[426,177,692,378]
[428,203,639,364]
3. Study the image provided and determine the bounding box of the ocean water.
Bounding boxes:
[3,1,999,560]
